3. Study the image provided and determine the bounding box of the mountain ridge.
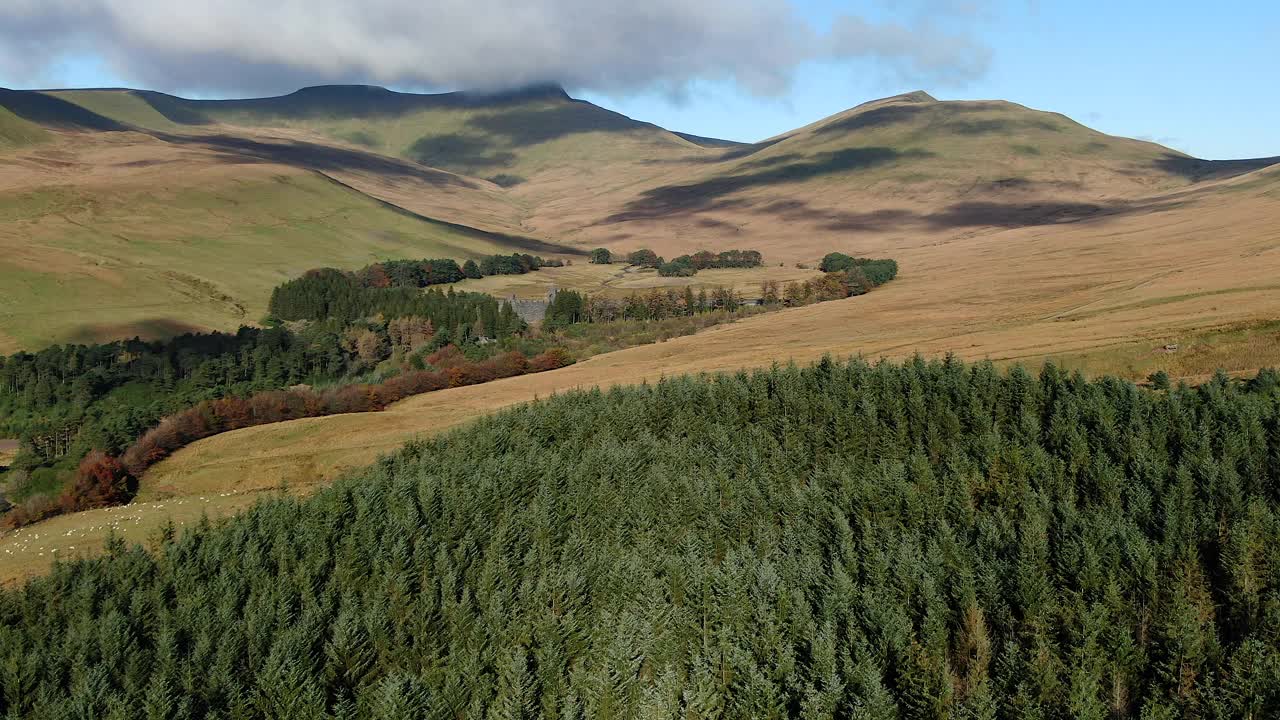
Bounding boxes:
[1,83,1278,350]
[6,83,1276,172]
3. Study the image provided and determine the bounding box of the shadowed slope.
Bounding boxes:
[0,107,49,149]
[1154,153,1280,182]
[0,88,125,131]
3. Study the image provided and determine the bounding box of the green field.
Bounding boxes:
[44,90,186,132]
[0,107,50,150]
[0,171,549,351]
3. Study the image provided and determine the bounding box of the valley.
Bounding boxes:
[2,82,1279,569]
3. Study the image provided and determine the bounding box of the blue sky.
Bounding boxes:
[2,1,1275,159]
[581,1,1280,159]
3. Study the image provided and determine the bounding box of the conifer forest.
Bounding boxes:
[2,358,1278,718]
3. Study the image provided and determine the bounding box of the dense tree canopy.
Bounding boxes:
[658,249,764,277]
[589,248,612,264]
[2,272,529,524]
[268,271,522,332]
[315,253,562,298]
[2,358,1279,718]
[626,248,664,268]
[0,326,351,463]
[819,253,899,287]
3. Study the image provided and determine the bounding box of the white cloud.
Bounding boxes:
[827,16,990,87]
[0,0,992,97]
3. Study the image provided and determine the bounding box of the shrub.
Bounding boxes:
[425,345,468,370]
[486,174,526,188]
[528,347,574,372]
[1148,370,1172,390]
[818,254,899,286]
[60,451,133,513]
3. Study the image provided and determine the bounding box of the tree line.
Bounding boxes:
[0,322,576,528]
[268,270,528,328]
[585,247,764,277]
[544,287,747,329]
[759,254,900,308]
[50,346,573,524]
[1,326,354,470]
[543,255,899,328]
[3,286,524,462]
[1,358,1277,717]
[658,249,765,277]
[359,253,563,290]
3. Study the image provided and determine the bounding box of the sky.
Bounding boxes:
[0,1,1275,159]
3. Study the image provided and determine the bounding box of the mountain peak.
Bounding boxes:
[284,83,571,104]
[460,83,571,103]
[884,90,936,104]
[292,84,393,95]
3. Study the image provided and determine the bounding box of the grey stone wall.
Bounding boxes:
[507,287,557,324]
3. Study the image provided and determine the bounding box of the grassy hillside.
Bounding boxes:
[0,169,559,351]
[44,90,187,132]
[3,359,1280,717]
[0,107,49,150]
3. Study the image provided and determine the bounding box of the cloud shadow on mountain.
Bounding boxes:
[606,147,933,222]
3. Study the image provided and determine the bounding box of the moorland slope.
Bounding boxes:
[3,84,1276,351]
